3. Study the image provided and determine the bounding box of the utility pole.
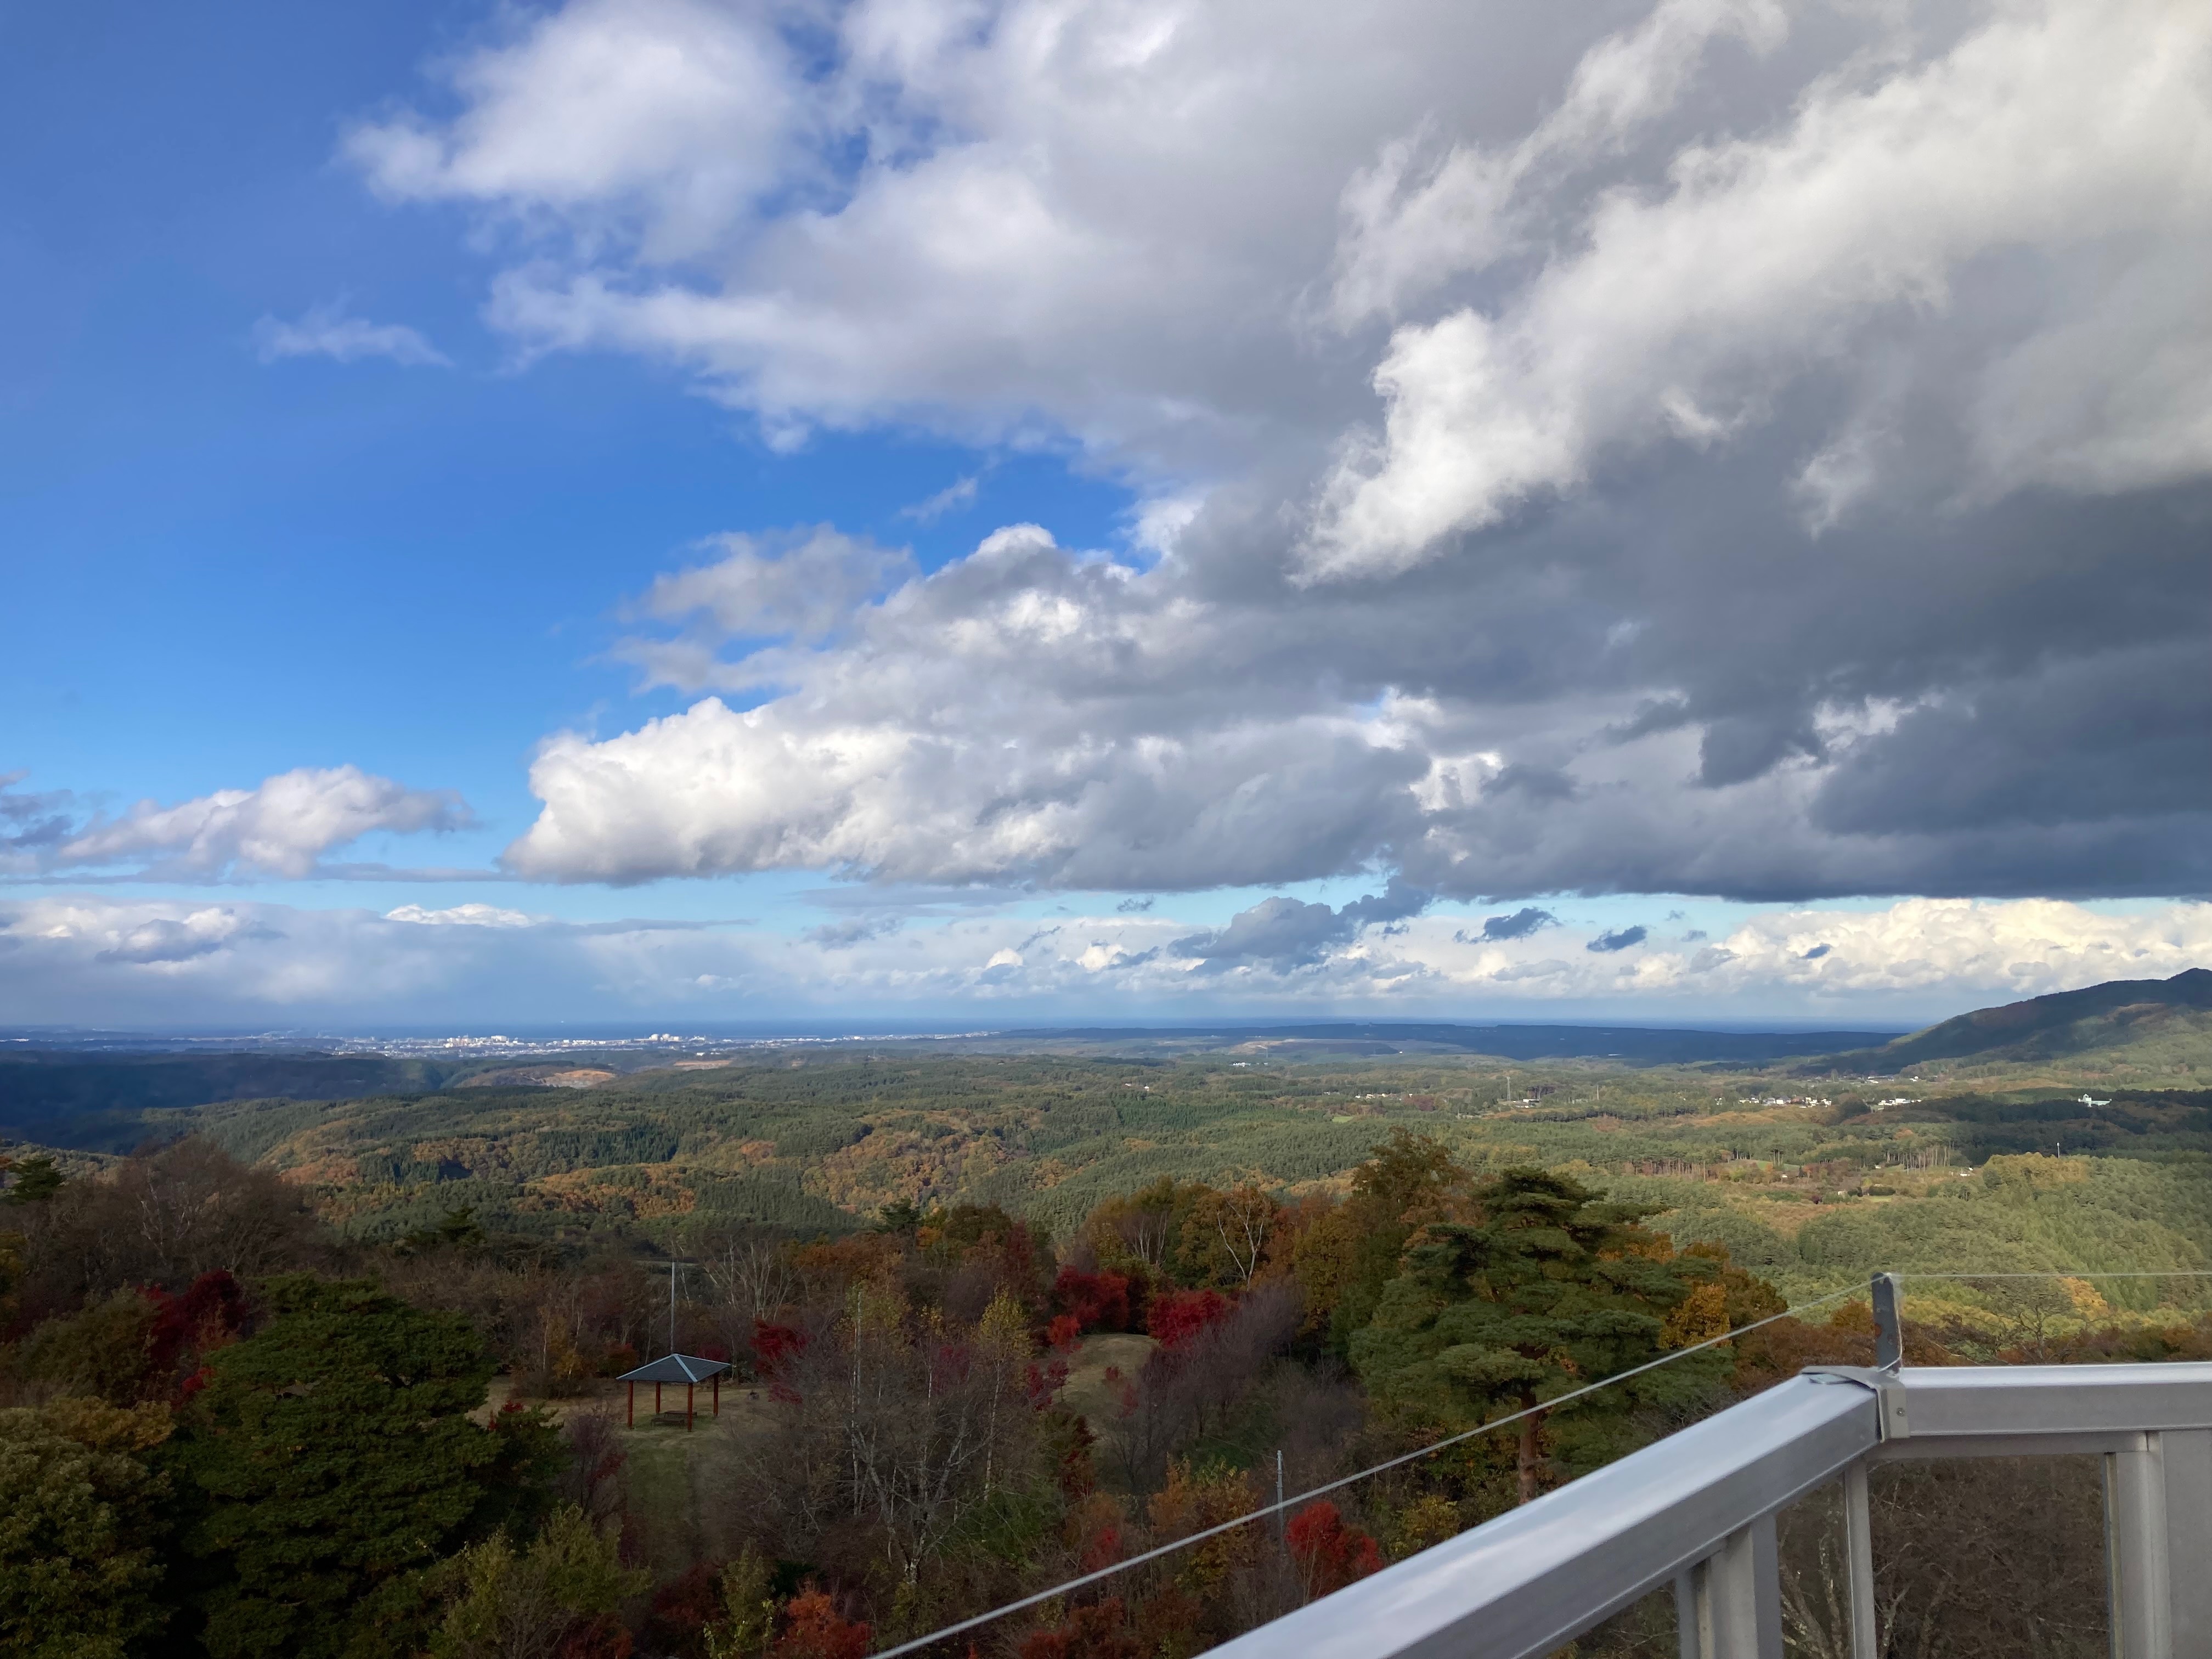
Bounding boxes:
[658,1259,694,1357]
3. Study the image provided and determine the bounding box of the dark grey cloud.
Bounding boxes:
[1466,907,1558,942]
[1588,926,1648,953]
[1116,896,1155,913]
[1175,879,1429,970]
[0,775,75,855]
[1486,764,1579,803]
[803,916,902,950]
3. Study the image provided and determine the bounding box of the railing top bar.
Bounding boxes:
[1895,1361,2212,1390]
[1889,1360,2212,1437]
[1205,1375,1876,1659]
[1203,1362,2212,1659]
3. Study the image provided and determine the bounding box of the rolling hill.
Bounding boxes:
[1813,968,2212,1079]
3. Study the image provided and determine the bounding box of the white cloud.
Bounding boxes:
[349,0,1596,473]
[8,766,471,881]
[352,0,2212,906]
[614,526,916,691]
[253,301,451,368]
[385,903,540,927]
[346,0,797,260]
[901,473,983,522]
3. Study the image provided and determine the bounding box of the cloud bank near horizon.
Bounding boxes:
[343,0,2209,906]
[3,893,2204,1029]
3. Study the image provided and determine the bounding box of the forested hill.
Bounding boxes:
[0,1051,483,1146]
[1814,968,2212,1075]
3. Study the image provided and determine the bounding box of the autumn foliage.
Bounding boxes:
[1054,1266,1135,1333]
[1286,1500,1384,1598]
[769,1590,872,1659]
[1145,1288,1229,1348]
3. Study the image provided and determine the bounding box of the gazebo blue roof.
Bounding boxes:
[617,1353,732,1384]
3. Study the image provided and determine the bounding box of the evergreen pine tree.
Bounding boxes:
[1349,1168,1734,1504]
[166,1277,561,1659]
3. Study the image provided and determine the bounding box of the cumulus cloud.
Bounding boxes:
[2,768,471,881]
[4,893,2204,1026]
[253,301,450,367]
[501,515,2210,900]
[356,0,2209,906]
[1588,925,1649,953]
[509,524,1432,888]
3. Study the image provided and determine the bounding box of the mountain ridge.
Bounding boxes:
[1815,967,2212,1074]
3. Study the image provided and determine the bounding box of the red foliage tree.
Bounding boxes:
[1018,1598,1139,1659]
[645,1562,723,1653]
[1047,1314,1084,1352]
[1145,1288,1229,1350]
[1024,1355,1069,1408]
[1286,1500,1383,1599]
[771,1590,871,1659]
[1053,1267,1133,1333]
[752,1319,808,1402]
[557,1613,633,1658]
[141,1269,247,1402]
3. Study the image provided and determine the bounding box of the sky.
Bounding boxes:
[3,0,2208,1032]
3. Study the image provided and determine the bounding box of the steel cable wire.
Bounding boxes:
[865,1284,1864,1659]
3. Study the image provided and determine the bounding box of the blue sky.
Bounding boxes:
[4,0,2207,1030]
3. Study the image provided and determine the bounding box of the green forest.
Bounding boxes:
[2,989,2209,1659]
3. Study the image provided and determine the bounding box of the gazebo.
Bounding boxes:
[617,1352,733,1430]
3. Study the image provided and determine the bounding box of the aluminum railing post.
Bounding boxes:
[2160,1429,2211,1656]
[1871,1274,1903,1372]
[2106,1436,2172,1659]
[1675,1566,1705,1659]
[1843,1461,1878,1659]
[1706,1515,1784,1659]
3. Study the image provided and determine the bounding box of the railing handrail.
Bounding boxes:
[1203,1361,2212,1659]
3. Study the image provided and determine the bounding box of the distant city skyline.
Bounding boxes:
[5,0,2207,1026]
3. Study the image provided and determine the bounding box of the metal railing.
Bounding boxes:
[1203,1277,2212,1659]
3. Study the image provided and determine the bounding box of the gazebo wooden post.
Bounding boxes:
[627,1381,635,1427]
[712,1374,720,1417]
[655,1381,663,1415]
[686,1382,696,1431]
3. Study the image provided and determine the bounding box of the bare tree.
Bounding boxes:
[1182,1184,1278,1287]
[722,1292,1045,1593]
[1777,1455,2108,1659]
[1103,1280,1302,1493]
